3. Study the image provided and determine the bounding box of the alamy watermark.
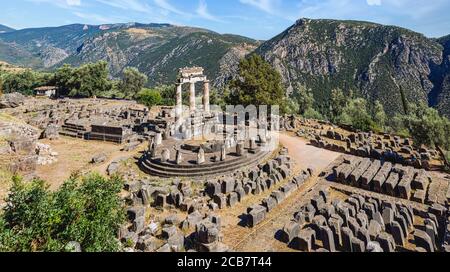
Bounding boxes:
[169,104,280,152]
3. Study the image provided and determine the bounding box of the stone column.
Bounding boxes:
[176,83,182,121]
[176,149,183,165]
[203,80,210,113]
[189,81,196,112]
[197,147,205,165]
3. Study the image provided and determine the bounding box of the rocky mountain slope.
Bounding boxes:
[1,19,449,117]
[434,35,450,117]
[255,18,450,117]
[0,23,258,86]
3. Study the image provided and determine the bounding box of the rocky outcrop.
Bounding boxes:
[255,18,450,117]
[433,35,450,117]
[0,92,25,108]
[214,43,258,88]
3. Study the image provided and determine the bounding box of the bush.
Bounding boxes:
[0,173,125,252]
[445,151,450,173]
[401,103,450,149]
[337,98,376,131]
[303,108,324,120]
[138,88,162,108]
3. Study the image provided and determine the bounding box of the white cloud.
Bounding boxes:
[154,0,191,17]
[66,0,81,6]
[95,0,151,13]
[367,0,381,6]
[239,0,276,14]
[73,11,111,23]
[27,0,82,9]
[196,0,225,23]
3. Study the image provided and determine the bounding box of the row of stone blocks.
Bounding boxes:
[332,156,431,204]
[245,169,313,228]
[311,136,433,170]
[121,202,228,252]
[132,152,295,215]
[206,153,294,211]
[324,129,436,159]
[278,191,445,252]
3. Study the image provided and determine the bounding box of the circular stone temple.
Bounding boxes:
[139,67,277,178]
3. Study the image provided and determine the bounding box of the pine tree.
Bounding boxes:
[227,54,286,112]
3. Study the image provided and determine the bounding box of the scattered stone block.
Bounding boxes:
[247,205,266,227]
[414,229,434,252]
[279,221,300,243]
[376,232,395,252]
[290,228,316,252]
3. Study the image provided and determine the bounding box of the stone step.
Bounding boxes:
[140,151,271,178]
[145,150,267,172]
[59,130,85,138]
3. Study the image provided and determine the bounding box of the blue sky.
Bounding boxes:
[2,0,450,40]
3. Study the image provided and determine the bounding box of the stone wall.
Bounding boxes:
[277,190,448,252]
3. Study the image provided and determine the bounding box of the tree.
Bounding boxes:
[1,70,38,95]
[138,88,162,108]
[403,103,449,149]
[330,88,350,122]
[0,174,125,252]
[210,87,225,108]
[291,84,314,115]
[68,61,111,97]
[338,98,375,131]
[119,67,148,99]
[53,64,74,96]
[227,54,286,112]
[303,108,324,120]
[373,100,387,130]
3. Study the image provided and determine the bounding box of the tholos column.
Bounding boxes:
[189,81,196,112]
[203,80,210,113]
[175,83,182,121]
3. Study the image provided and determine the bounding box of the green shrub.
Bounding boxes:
[0,173,125,252]
[303,108,324,120]
[445,151,450,173]
[337,98,376,131]
[138,88,163,108]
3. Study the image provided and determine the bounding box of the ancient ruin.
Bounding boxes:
[1,68,449,254]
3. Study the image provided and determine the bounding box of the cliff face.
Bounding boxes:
[255,19,449,117]
[433,35,450,117]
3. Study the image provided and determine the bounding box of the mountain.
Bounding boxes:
[0,24,14,33]
[255,18,450,117]
[0,40,42,67]
[1,19,449,117]
[0,23,259,86]
[434,35,450,117]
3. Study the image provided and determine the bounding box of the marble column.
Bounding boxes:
[189,81,196,112]
[175,83,182,121]
[203,80,210,113]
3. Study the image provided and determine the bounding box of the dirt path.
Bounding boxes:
[219,132,341,251]
[279,132,341,173]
